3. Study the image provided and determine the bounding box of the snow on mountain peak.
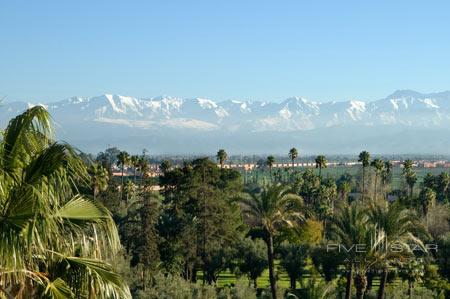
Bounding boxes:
[3,90,450,135]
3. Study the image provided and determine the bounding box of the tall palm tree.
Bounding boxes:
[315,155,327,178]
[0,106,130,298]
[289,147,298,168]
[239,184,305,299]
[436,172,450,202]
[402,159,414,174]
[368,201,426,299]
[88,162,109,200]
[125,180,136,203]
[329,202,382,299]
[117,151,129,200]
[405,171,417,203]
[217,149,228,169]
[370,159,384,200]
[266,155,275,181]
[418,187,436,228]
[358,151,371,200]
[138,156,149,187]
[381,161,393,200]
[130,154,140,184]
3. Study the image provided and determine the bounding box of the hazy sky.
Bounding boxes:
[1,1,450,103]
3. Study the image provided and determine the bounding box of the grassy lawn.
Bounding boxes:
[197,261,428,293]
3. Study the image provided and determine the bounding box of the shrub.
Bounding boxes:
[134,272,215,299]
[217,278,257,299]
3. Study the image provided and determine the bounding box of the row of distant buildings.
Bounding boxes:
[110,159,450,177]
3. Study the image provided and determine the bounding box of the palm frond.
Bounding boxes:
[44,278,75,299]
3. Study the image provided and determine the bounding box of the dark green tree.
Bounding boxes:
[266,155,275,181]
[315,155,327,178]
[436,172,450,203]
[235,238,268,288]
[289,147,298,168]
[358,151,371,200]
[128,191,161,290]
[370,158,384,200]
[158,158,244,283]
[300,169,321,205]
[278,243,308,290]
[117,151,130,200]
[217,149,228,169]
[419,187,436,228]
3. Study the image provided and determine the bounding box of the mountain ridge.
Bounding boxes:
[2,90,450,154]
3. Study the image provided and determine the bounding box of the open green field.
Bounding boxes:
[242,166,450,189]
[197,262,405,291]
[197,261,301,288]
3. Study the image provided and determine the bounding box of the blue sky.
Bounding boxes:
[1,0,450,103]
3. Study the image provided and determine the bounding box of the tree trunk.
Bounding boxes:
[142,268,146,291]
[377,268,388,299]
[365,272,373,297]
[408,281,413,299]
[291,159,294,183]
[374,174,378,201]
[266,234,277,299]
[290,276,296,290]
[356,287,364,299]
[355,273,367,299]
[141,166,147,188]
[192,267,197,283]
[362,167,365,201]
[253,278,258,289]
[269,167,273,183]
[121,165,125,201]
[345,264,353,299]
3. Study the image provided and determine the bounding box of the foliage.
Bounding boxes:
[158,158,245,282]
[234,238,268,288]
[0,107,130,298]
[6,106,450,299]
[277,242,308,289]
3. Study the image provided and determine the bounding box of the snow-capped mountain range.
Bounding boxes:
[2,90,450,154]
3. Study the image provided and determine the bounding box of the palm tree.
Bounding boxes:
[117,151,129,200]
[138,156,149,187]
[88,162,109,199]
[239,184,305,299]
[402,159,414,174]
[436,172,450,202]
[0,106,130,298]
[315,155,327,178]
[289,147,298,168]
[370,159,384,200]
[130,154,140,183]
[266,155,275,181]
[160,160,172,173]
[419,187,436,228]
[368,201,426,299]
[381,161,393,200]
[217,149,228,168]
[329,202,382,299]
[125,180,136,203]
[358,151,371,200]
[405,171,417,204]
